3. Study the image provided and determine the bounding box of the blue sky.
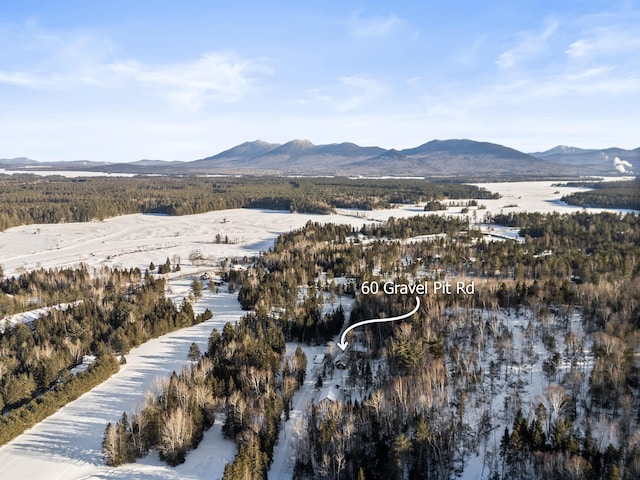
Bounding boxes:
[1,0,638,162]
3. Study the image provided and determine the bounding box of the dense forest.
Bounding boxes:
[561,178,639,210]
[0,174,498,231]
[103,209,639,479]
[286,214,639,480]
[0,266,95,318]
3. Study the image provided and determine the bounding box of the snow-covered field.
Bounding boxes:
[0,179,636,480]
[471,177,637,217]
[0,208,369,278]
[0,288,238,480]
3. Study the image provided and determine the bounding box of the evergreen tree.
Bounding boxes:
[188,342,201,361]
[191,277,203,300]
[116,412,136,464]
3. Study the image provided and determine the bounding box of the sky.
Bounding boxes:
[1,0,639,162]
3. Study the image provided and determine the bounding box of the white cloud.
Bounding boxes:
[567,28,640,59]
[0,50,270,108]
[528,66,640,97]
[0,23,270,109]
[497,19,559,68]
[0,71,41,88]
[109,53,271,109]
[349,12,402,38]
[455,35,488,65]
[337,75,385,111]
[406,77,422,88]
[0,21,116,87]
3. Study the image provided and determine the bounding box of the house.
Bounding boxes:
[318,386,341,403]
[334,353,348,369]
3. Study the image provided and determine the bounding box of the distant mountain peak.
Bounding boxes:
[0,157,40,166]
[281,139,315,148]
[556,145,576,152]
[545,145,583,154]
[267,139,317,156]
[202,140,280,162]
[401,138,532,160]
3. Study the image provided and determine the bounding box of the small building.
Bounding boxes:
[318,386,341,403]
[313,353,326,365]
[334,353,348,369]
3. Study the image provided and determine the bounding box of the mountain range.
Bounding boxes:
[2,139,638,178]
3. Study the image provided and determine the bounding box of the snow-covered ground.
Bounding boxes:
[0,208,368,278]
[458,307,593,480]
[0,169,137,177]
[471,178,638,217]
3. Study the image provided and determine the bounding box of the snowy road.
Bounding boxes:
[269,344,327,480]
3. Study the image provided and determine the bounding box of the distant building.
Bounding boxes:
[334,353,348,369]
[313,353,326,365]
[318,386,341,403]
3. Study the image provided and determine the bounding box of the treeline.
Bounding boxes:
[103,357,217,466]
[238,217,473,341]
[237,222,359,343]
[561,178,640,210]
[0,174,498,231]
[359,214,477,240]
[491,211,639,283]
[0,268,210,446]
[294,288,471,479]
[0,267,140,414]
[0,266,126,318]
[214,316,306,478]
[0,351,119,445]
[294,377,459,479]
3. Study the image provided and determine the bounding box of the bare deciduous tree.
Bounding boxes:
[547,385,569,425]
[160,407,193,465]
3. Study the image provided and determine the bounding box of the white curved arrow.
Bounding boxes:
[336,296,420,351]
